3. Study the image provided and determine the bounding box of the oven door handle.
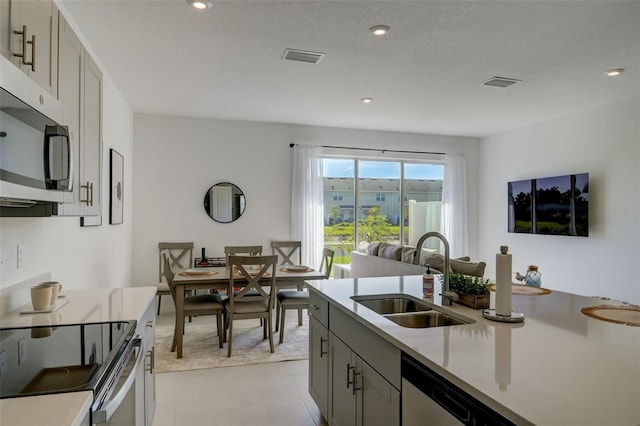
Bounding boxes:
[93,337,143,424]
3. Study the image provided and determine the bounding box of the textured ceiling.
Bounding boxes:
[60,0,640,138]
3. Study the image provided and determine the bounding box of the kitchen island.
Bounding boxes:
[0,287,156,426]
[306,275,640,425]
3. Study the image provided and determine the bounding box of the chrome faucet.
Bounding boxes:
[413,232,455,306]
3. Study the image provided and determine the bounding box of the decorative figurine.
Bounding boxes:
[516,265,542,287]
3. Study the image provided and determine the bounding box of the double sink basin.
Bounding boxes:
[352,295,475,328]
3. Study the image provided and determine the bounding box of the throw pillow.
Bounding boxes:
[420,251,446,272]
[450,259,486,277]
[367,242,381,256]
[401,246,416,263]
[378,243,403,261]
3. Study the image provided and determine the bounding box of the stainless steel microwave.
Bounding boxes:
[0,55,72,208]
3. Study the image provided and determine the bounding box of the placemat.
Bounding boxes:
[581,304,640,327]
[280,267,314,273]
[489,284,551,296]
[178,270,219,277]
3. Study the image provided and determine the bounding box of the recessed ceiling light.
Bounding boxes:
[369,25,390,36]
[361,97,373,104]
[605,68,625,77]
[187,0,212,10]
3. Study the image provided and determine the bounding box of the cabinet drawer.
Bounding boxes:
[330,305,400,389]
[309,290,329,328]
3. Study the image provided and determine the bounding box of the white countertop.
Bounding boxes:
[0,287,156,328]
[0,391,93,426]
[306,276,640,426]
[0,287,156,426]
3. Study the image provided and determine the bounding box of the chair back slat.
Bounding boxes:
[271,241,302,265]
[162,251,178,302]
[228,255,277,309]
[224,245,263,268]
[320,248,335,278]
[158,242,194,282]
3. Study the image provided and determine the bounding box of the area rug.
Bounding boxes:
[154,314,309,373]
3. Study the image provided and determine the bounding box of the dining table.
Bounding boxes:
[171,266,328,358]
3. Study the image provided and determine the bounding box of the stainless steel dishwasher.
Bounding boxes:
[401,353,515,426]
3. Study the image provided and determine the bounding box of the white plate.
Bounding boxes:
[184,268,211,275]
[286,265,309,272]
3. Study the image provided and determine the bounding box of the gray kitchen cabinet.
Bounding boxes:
[135,299,156,426]
[308,290,400,426]
[1,0,58,94]
[328,332,400,426]
[54,12,102,217]
[309,316,329,419]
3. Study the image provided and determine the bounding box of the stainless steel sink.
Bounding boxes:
[353,297,432,315]
[384,311,466,328]
[352,295,474,328]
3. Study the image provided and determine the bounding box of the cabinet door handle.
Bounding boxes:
[310,304,320,310]
[346,364,355,389]
[146,320,154,328]
[27,33,35,71]
[145,347,154,374]
[352,371,362,395]
[319,337,327,358]
[12,25,27,64]
[80,181,93,205]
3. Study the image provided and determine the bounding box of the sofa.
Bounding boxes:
[349,242,486,278]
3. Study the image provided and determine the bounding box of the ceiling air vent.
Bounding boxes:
[483,76,521,88]
[282,48,325,64]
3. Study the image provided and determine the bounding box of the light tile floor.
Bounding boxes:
[152,353,328,426]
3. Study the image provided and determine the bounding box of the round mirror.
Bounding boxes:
[203,182,246,223]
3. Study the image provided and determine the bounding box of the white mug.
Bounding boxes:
[31,284,53,310]
[40,281,62,306]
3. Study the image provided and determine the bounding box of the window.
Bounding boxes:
[323,157,444,266]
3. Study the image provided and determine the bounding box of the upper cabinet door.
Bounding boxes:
[54,13,102,217]
[3,0,57,93]
[56,13,83,214]
[81,52,102,217]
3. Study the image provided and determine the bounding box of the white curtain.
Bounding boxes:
[443,154,469,258]
[291,145,324,268]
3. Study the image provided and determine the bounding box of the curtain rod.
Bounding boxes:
[289,143,444,156]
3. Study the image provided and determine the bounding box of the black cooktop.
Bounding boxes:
[0,321,136,399]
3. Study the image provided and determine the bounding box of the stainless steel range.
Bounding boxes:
[0,320,141,425]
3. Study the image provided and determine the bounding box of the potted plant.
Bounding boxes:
[448,272,491,309]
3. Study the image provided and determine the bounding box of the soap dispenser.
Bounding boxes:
[423,264,434,298]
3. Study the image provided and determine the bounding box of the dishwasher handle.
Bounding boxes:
[431,387,471,423]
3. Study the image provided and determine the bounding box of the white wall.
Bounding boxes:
[0,76,134,291]
[132,115,479,287]
[479,96,640,304]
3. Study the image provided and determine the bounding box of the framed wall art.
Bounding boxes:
[109,149,124,225]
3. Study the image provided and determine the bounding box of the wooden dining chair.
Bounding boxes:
[224,255,278,357]
[224,245,262,271]
[156,242,194,315]
[272,240,303,330]
[275,248,334,343]
[271,241,302,266]
[224,245,264,323]
[163,253,226,353]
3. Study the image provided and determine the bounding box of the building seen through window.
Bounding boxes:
[322,158,444,266]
